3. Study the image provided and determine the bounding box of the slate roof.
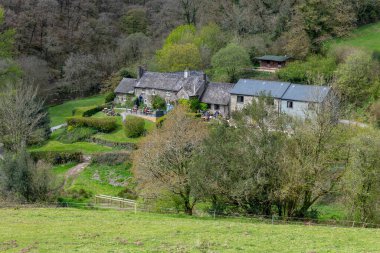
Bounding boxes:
[201,82,235,105]
[114,78,137,94]
[135,71,206,96]
[282,84,331,103]
[256,55,290,62]
[230,79,291,99]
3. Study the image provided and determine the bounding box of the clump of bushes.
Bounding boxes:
[156,115,167,128]
[124,116,145,138]
[30,151,83,165]
[92,152,131,165]
[57,127,97,143]
[66,117,117,132]
[105,92,116,103]
[151,95,166,110]
[72,105,106,117]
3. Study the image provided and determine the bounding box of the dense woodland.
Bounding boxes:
[1,1,380,224]
[1,0,380,100]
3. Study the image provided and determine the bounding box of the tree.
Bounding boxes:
[156,43,202,72]
[0,150,55,202]
[120,8,148,35]
[192,97,289,215]
[0,7,20,86]
[133,106,208,215]
[277,97,349,217]
[164,24,197,46]
[0,83,49,152]
[63,54,105,96]
[211,43,251,82]
[343,130,380,223]
[334,50,380,107]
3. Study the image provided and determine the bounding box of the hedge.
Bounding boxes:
[66,117,117,132]
[30,151,83,165]
[72,104,106,117]
[92,152,130,165]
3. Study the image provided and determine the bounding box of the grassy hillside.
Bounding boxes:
[326,22,380,52]
[0,208,379,252]
[48,95,106,127]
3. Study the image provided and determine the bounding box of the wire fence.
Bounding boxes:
[1,201,379,229]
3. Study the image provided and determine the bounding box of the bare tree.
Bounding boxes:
[0,83,47,152]
[133,106,208,215]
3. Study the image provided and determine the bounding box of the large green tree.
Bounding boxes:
[211,43,251,82]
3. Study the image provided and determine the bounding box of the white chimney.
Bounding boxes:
[184,69,189,79]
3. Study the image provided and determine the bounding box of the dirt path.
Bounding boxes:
[63,156,91,187]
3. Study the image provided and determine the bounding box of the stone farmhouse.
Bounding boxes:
[114,68,332,120]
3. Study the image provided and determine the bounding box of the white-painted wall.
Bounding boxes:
[280,100,318,120]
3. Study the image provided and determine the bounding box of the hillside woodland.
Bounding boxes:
[1,1,380,224]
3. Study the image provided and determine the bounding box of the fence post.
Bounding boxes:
[134,203,137,214]
[272,215,274,225]
[213,210,216,219]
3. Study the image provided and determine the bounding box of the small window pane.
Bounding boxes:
[237,96,244,103]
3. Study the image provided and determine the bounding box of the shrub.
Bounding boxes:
[124,116,145,138]
[30,151,83,165]
[151,95,166,110]
[156,115,168,128]
[57,127,97,143]
[0,151,57,202]
[72,105,106,117]
[105,92,116,103]
[370,101,380,127]
[66,117,117,132]
[92,152,131,165]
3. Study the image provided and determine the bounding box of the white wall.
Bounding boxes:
[280,100,317,120]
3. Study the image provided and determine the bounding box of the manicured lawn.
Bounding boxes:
[326,22,380,52]
[67,163,132,196]
[49,95,106,127]
[29,141,113,154]
[92,112,155,144]
[0,208,379,252]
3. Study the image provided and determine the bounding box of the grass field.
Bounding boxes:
[67,163,133,196]
[48,95,106,127]
[29,141,113,154]
[326,22,380,52]
[0,208,379,252]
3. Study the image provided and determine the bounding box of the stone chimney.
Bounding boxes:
[138,66,145,79]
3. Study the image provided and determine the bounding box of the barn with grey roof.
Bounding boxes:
[230,79,332,120]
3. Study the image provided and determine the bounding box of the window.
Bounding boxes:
[237,96,244,103]
[287,101,293,108]
[214,104,220,110]
[152,89,156,95]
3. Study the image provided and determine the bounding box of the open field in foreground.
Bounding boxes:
[0,208,379,252]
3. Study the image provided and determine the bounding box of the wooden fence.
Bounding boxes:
[94,195,137,213]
